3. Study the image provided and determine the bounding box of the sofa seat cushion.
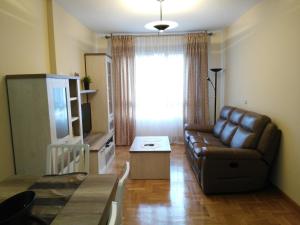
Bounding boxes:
[193,139,225,157]
[202,133,225,147]
[189,132,224,146]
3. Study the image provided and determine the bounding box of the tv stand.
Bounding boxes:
[84,131,115,174]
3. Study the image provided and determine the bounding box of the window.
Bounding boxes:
[135,51,184,143]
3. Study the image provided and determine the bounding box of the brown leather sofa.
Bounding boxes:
[184,106,281,194]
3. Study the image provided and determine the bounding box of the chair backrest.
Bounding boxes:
[108,201,118,225]
[115,161,130,225]
[46,144,90,175]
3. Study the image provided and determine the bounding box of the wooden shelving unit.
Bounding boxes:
[84,53,115,174]
[6,74,83,176]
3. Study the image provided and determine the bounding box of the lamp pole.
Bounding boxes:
[208,68,222,124]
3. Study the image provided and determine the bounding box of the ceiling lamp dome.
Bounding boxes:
[144,0,178,32]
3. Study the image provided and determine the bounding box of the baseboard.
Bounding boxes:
[273,185,300,213]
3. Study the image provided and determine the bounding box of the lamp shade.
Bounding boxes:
[210,68,222,73]
[145,20,178,31]
[145,0,178,32]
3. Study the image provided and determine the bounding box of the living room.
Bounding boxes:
[0,0,300,224]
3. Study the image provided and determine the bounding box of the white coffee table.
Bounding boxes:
[130,136,171,179]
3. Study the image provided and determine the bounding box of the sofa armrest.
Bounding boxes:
[200,146,262,160]
[184,123,213,133]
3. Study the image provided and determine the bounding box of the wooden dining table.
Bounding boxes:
[0,173,118,225]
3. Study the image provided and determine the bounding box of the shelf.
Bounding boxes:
[70,97,78,101]
[84,131,114,151]
[71,117,79,122]
[80,89,97,94]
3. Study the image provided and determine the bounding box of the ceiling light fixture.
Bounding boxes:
[144,0,178,32]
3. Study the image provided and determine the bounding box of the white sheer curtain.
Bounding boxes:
[135,35,186,143]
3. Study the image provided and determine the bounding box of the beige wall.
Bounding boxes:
[224,0,300,204]
[0,0,50,180]
[0,0,99,181]
[97,36,112,56]
[51,0,98,77]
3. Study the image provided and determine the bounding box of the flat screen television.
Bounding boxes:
[81,103,92,138]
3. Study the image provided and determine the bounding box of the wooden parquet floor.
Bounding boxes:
[105,144,300,225]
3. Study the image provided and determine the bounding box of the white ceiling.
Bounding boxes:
[55,0,262,34]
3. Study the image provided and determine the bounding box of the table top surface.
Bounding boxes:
[0,174,118,225]
[130,136,171,152]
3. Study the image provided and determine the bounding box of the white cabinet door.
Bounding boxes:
[47,78,72,144]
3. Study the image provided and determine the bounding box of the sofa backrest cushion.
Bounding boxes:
[213,106,235,137]
[230,112,271,149]
[220,122,238,146]
[230,127,256,148]
[213,119,227,137]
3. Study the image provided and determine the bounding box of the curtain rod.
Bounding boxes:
[104,31,213,39]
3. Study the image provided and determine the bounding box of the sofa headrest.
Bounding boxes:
[230,111,271,149]
[220,106,235,119]
[229,109,245,124]
[240,112,271,133]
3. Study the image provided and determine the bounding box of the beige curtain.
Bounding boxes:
[184,33,210,127]
[112,36,135,146]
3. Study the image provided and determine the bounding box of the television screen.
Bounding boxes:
[53,88,69,139]
[81,103,92,137]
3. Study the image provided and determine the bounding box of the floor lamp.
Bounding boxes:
[208,68,222,124]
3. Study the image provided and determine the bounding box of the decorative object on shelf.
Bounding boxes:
[208,68,222,124]
[145,0,178,32]
[82,76,92,90]
[74,72,80,77]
